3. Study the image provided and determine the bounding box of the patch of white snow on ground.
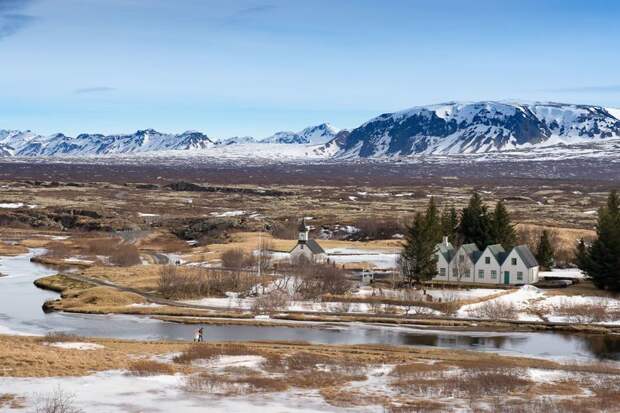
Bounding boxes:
[528,368,571,383]
[0,371,361,413]
[203,355,266,370]
[47,342,105,351]
[211,210,246,217]
[457,285,544,320]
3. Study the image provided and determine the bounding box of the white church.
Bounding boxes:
[289,218,327,263]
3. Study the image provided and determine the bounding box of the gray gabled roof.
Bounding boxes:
[481,244,506,265]
[513,245,538,268]
[459,243,480,262]
[435,242,455,262]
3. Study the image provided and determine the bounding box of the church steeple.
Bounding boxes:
[298,218,309,242]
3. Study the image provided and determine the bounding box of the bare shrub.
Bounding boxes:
[157,266,256,299]
[126,360,175,376]
[108,243,141,266]
[84,238,121,256]
[184,373,242,395]
[173,343,256,364]
[549,300,617,323]
[221,248,251,270]
[251,291,289,315]
[44,242,71,258]
[33,387,82,413]
[279,260,351,300]
[352,216,404,240]
[467,299,518,320]
[38,332,80,343]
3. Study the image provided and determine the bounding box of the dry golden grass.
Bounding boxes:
[126,360,177,376]
[0,242,28,256]
[57,286,146,308]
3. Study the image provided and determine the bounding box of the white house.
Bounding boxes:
[450,243,480,283]
[433,239,539,286]
[289,218,327,263]
[500,245,540,284]
[475,244,506,285]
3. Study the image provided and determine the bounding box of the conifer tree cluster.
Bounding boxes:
[401,193,517,283]
[576,190,620,291]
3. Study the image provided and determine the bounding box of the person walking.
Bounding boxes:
[198,327,204,342]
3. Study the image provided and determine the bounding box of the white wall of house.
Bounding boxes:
[475,248,502,285]
[450,247,476,283]
[434,251,452,281]
[500,249,538,285]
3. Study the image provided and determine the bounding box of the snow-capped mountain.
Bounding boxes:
[0,129,213,156]
[1,102,619,160]
[260,123,339,145]
[334,102,620,158]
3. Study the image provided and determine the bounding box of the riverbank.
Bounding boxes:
[34,273,620,336]
[1,334,620,412]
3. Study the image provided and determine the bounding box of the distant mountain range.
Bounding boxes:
[1,102,619,160]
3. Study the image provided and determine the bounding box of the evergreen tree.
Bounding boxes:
[441,206,459,244]
[457,192,491,250]
[577,190,620,291]
[401,211,438,284]
[575,238,589,270]
[425,197,442,244]
[490,200,516,249]
[536,230,555,270]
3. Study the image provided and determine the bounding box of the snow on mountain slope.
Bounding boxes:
[1,101,619,160]
[607,107,620,121]
[261,123,339,145]
[0,129,214,156]
[334,101,620,158]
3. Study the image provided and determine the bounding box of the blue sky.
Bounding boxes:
[0,0,619,138]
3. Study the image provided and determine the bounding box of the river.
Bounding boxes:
[1,249,620,362]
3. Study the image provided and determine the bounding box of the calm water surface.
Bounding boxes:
[1,249,619,362]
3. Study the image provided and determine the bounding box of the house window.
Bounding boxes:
[459,255,465,263]
[485,257,491,264]
[517,271,523,281]
[440,267,446,277]
[478,270,484,279]
[511,258,517,265]
[491,270,497,279]
[464,269,470,278]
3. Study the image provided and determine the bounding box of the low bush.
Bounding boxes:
[251,290,290,314]
[158,265,257,299]
[32,387,82,413]
[126,360,175,376]
[173,343,257,364]
[468,299,519,320]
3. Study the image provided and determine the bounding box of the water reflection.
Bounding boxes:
[1,251,620,362]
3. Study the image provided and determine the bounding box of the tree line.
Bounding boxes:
[401,193,554,283]
[577,190,620,292]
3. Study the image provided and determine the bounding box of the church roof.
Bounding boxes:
[305,239,325,254]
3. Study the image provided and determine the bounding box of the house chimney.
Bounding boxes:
[442,236,449,247]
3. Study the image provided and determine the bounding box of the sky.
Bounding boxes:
[0,0,619,138]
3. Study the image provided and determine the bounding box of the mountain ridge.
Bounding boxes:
[1,101,619,159]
